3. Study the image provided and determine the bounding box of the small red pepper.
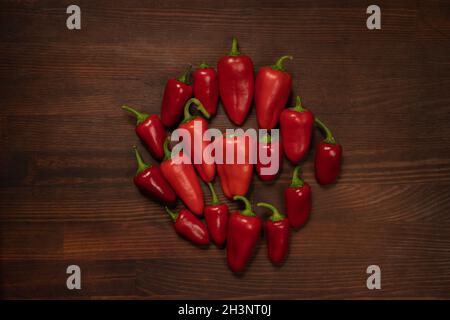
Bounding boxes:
[218,37,254,126]
[255,55,293,129]
[284,166,312,229]
[314,117,343,185]
[204,182,229,247]
[160,139,204,215]
[193,63,219,117]
[256,134,282,182]
[132,146,177,205]
[122,106,166,161]
[165,207,209,246]
[227,196,262,273]
[178,98,215,183]
[160,65,193,127]
[280,96,314,163]
[257,202,289,264]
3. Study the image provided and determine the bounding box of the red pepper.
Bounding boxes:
[255,55,293,129]
[284,166,312,229]
[160,139,204,215]
[193,63,219,117]
[227,196,262,273]
[217,37,254,126]
[178,98,216,183]
[256,134,282,182]
[122,106,166,160]
[204,182,229,247]
[314,117,343,185]
[257,202,289,264]
[165,207,209,246]
[160,65,193,127]
[217,133,253,199]
[132,146,177,205]
[280,96,314,163]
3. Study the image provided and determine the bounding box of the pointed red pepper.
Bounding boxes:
[314,117,343,185]
[204,182,229,247]
[256,134,282,182]
[178,98,216,183]
[132,146,177,205]
[193,62,219,117]
[165,207,209,246]
[284,166,312,229]
[160,65,193,127]
[227,196,262,273]
[257,202,289,264]
[255,55,293,129]
[218,37,254,126]
[160,138,204,215]
[280,96,314,163]
[122,106,167,160]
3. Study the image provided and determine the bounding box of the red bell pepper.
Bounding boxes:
[204,182,229,247]
[256,134,282,182]
[160,65,193,127]
[257,202,289,264]
[132,146,177,205]
[122,106,166,160]
[193,63,219,117]
[218,37,254,125]
[280,96,314,163]
[160,139,204,215]
[178,98,215,183]
[284,166,312,229]
[314,117,342,185]
[227,196,262,273]
[165,207,209,246]
[255,55,293,129]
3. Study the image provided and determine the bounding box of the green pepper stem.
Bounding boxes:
[163,138,172,160]
[257,202,285,222]
[291,96,306,112]
[198,62,210,69]
[177,65,192,84]
[182,98,211,123]
[133,146,150,175]
[233,196,255,217]
[207,182,219,205]
[165,206,178,222]
[290,166,304,188]
[229,37,240,56]
[121,105,149,125]
[261,134,271,144]
[271,55,293,71]
[315,117,336,144]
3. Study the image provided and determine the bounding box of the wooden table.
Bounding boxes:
[1,0,450,299]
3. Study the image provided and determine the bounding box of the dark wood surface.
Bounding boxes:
[1,0,450,299]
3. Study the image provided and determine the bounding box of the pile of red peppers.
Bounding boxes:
[122,37,343,273]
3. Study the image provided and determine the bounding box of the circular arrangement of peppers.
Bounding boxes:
[122,38,343,273]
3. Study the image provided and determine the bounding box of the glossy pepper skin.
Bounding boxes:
[193,63,219,117]
[257,202,289,264]
[165,207,209,246]
[280,96,314,163]
[314,117,343,185]
[227,196,262,273]
[160,138,204,215]
[132,146,177,205]
[178,98,215,183]
[122,106,166,160]
[204,182,229,247]
[218,37,254,126]
[284,166,312,229]
[255,56,293,129]
[256,134,282,182]
[160,65,193,127]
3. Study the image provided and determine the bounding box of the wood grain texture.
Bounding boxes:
[1,0,450,299]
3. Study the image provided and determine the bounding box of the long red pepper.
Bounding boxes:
[165,207,209,246]
[284,166,312,229]
[280,96,314,163]
[122,106,167,160]
[204,182,229,247]
[314,117,342,185]
[178,98,215,183]
[227,196,262,273]
[255,55,293,129]
[132,146,177,205]
[160,65,193,127]
[218,37,254,126]
[257,202,289,264]
[256,134,282,182]
[193,63,219,117]
[160,138,204,215]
